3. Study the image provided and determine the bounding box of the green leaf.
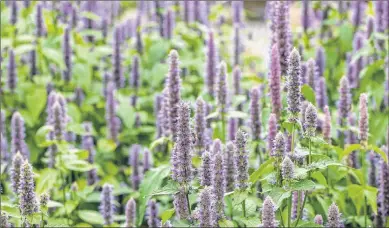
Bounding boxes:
[35,125,54,147]
[231,190,249,206]
[301,84,316,105]
[290,179,316,191]
[348,184,364,214]
[77,210,104,225]
[47,200,64,208]
[311,171,328,187]
[297,221,322,227]
[26,86,47,123]
[116,101,136,129]
[42,48,65,70]
[206,111,219,120]
[227,111,248,119]
[14,44,35,55]
[150,137,170,151]
[268,188,290,210]
[340,144,362,160]
[64,160,93,172]
[249,158,274,183]
[137,165,170,226]
[150,181,180,196]
[236,217,261,227]
[308,158,344,170]
[364,186,378,214]
[161,209,175,223]
[97,139,117,153]
[36,168,59,194]
[218,219,235,227]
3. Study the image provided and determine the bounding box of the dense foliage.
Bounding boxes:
[0,1,388,227]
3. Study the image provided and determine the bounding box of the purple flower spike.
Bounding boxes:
[270,44,282,119]
[304,103,318,138]
[195,97,206,155]
[224,142,235,192]
[323,106,331,143]
[301,0,311,32]
[352,32,364,88]
[100,184,114,225]
[11,112,29,159]
[287,48,302,121]
[358,93,369,146]
[36,3,44,37]
[129,144,141,190]
[315,46,325,77]
[306,58,317,90]
[1,212,11,228]
[327,202,342,228]
[217,61,228,114]
[105,82,120,143]
[231,1,243,25]
[212,139,222,154]
[182,1,193,24]
[281,156,294,180]
[30,49,37,79]
[159,89,170,137]
[175,102,192,184]
[62,26,72,82]
[250,87,261,141]
[267,113,277,154]
[167,50,182,142]
[135,27,143,55]
[366,16,374,39]
[164,8,175,39]
[374,2,385,50]
[368,151,377,187]
[143,149,151,174]
[233,66,242,96]
[147,200,160,227]
[52,102,65,141]
[82,122,97,185]
[378,146,389,218]
[276,1,292,76]
[7,49,17,92]
[205,31,217,96]
[200,151,212,187]
[352,1,365,29]
[11,152,24,194]
[10,0,18,25]
[234,129,249,190]
[130,55,140,91]
[211,151,225,224]
[227,117,237,141]
[233,25,241,66]
[338,76,351,127]
[262,196,277,228]
[173,187,189,220]
[199,187,213,227]
[19,161,39,216]
[125,198,136,227]
[74,87,85,107]
[314,214,323,225]
[272,132,285,157]
[113,27,124,88]
[316,77,328,110]
[1,110,8,162]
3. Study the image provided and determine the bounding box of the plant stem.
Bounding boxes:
[242,200,246,218]
[364,196,367,227]
[278,208,285,228]
[294,191,308,227]
[185,190,191,215]
[308,139,312,165]
[288,189,292,227]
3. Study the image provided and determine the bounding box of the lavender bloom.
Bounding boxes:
[182,1,193,24]
[224,142,235,192]
[19,161,39,216]
[262,196,277,228]
[147,200,160,227]
[306,58,317,89]
[217,61,228,114]
[314,214,323,225]
[287,48,302,121]
[200,151,212,187]
[304,103,318,138]
[272,132,285,157]
[74,87,85,107]
[1,212,11,228]
[10,0,18,25]
[270,44,282,119]
[267,113,277,153]
[199,187,213,227]
[130,55,140,91]
[195,97,206,155]
[11,152,24,194]
[227,117,237,141]
[268,1,278,46]
[301,0,311,32]
[327,203,342,228]
[52,102,65,141]
[163,8,175,39]
[291,191,299,220]
[300,62,307,85]
[368,151,377,187]
[82,122,97,185]
[352,32,364,88]
[276,1,292,75]
[323,106,331,143]
[379,146,389,217]
[11,112,28,158]
[1,111,8,162]
[102,72,111,97]
[143,149,151,174]
[205,31,217,96]
[159,89,170,137]
[233,66,242,96]
[167,50,181,142]
[212,139,222,154]
[113,27,124,88]
[175,102,192,184]
[347,113,358,168]
[338,76,351,126]
[352,1,365,29]
[250,87,261,141]
[212,151,225,223]
[385,61,389,108]
[62,26,72,82]
[315,47,325,77]
[30,49,37,79]
[105,82,120,143]
[281,156,294,180]
[39,192,49,209]
[171,144,179,181]
[173,187,189,220]
[231,1,243,25]
[366,16,374,39]
[125,198,136,227]
[100,184,114,225]
[135,28,143,55]
[129,144,141,190]
[7,49,17,92]
[358,93,369,146]
[316,77,328,110]
[232,26,241,66]
[374,2,385,50]
[234,129,249,190]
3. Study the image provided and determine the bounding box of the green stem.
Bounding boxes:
[58,154,70,226]
[278,208,285,228]
[364,196,367,227]
[185,189,191,215]
[294,191,308,227]
[288,188,292,227]
[308,139,312,165]
[242,200,246,218]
